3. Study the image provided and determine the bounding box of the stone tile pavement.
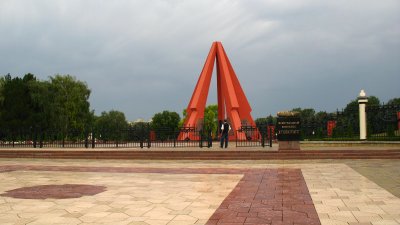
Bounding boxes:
[0,158,399,225]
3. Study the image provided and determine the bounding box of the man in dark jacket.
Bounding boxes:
[220,119,231,148]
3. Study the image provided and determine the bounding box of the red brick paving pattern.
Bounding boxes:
[0,184,106,199]
[206,169,320,225]
[0,165,320,225]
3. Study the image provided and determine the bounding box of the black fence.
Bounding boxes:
[1,105,397,148]
[0,126,212,149]
[366,104,400,140]
[0,124,274,148]
[301,104,400,141]
[235,125,273,147]
[301,110,359,140]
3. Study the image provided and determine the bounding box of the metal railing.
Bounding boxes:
[235,125,272,147]
[0,126,211,149]
[301,106,400,141]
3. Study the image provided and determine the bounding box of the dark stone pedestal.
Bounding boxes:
[276,111,301,151]
[278,141,300,150]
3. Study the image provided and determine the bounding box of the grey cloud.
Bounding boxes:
[0,0,399,120]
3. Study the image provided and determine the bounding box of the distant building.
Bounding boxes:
[129,118,152,125]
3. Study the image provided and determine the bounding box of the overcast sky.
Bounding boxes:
[1,0,399,121]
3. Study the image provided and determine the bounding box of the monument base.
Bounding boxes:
[278,141,300,150]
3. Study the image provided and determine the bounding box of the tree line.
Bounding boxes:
[0,74,183,137]
[0,73,220,140]
[1,74,398,140]
[0,74,92,133]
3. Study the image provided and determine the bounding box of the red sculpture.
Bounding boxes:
[179,42,257,140]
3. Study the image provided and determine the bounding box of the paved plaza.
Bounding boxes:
[0,158,399,225]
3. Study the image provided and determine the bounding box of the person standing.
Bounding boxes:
[220,119,231,148]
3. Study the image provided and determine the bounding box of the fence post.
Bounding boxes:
[208,130,212,148]
[358,90,368,140]
[85,133,88,148]
[235,130,238,147]
[269,126,273,147]
[33,128,37,148]
[173,128,176,148]
[39,131,43,148]
[140,132,144,148]
[147,123,151,148]
[62,133,65,148]
[199,130,203,148]
[138,125,143,148]
[261,128,265,148]
[91,130,95,148]
[115,129,119,148]
[397,112,400,131]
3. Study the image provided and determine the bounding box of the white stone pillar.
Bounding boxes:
[358,90,368,140]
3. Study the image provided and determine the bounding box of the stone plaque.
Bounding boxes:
[277,116,300,141]
[277,112,301,150]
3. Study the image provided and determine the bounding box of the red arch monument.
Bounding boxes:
[179,42,257,140]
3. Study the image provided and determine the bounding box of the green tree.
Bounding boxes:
[95,110,128,140]
[291,108,316,138]
[0,75,6,121]
[0,74,37,129]
[292,108,316,124]
[340,99,359,137]
[0,75,5,106]
[255,115,276,126]
[339,96,380,137]
[266,115,276,125]
[255,117,268,125]
[48,75,92,132]
[203,104,218,133]
[364,95,380,136]
[28,79,53,130]
[178,109,187,128]
[179,105,218,132]
[314,111,330,137]
[151,110,180,140]
[152,110,180,131]
[255,115,276,137]
[343,95,380,112]
[368,96,380,105]
[385,98,400,137]
[387,98,400,105]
